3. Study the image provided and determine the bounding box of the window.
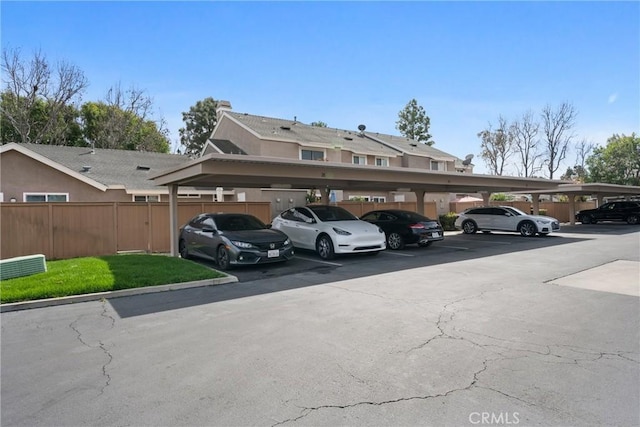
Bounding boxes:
[372,196,386,203]
[133,195,160,202]
[352,155,367,165]
[348,195,370,201]
[430,160,441,171]
[375,157,388,167]
[301,149,324,161]
[177,194,201,199]
[24,193,68,202]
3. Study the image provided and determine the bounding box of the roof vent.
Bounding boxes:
[344,136,353,141]
[280,125,291,131]
[81,165,92,172]
[409,143,418,147]
[137,165,151,171]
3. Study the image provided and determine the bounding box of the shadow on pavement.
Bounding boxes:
[108,225,637,318]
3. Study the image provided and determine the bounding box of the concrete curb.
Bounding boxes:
[0,275,239,313]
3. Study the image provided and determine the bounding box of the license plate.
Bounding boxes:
[267,249,279,258]
[432,232,440,237]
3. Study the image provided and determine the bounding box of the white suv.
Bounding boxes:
[454,206,560,237]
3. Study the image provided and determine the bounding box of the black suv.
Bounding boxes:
[576,201,640,225]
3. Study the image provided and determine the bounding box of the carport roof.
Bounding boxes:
[519,183,640,198]
[150,153,570,194]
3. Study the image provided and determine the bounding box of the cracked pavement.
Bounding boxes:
[2,228,639,426]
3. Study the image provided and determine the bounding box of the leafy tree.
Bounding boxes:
[396,98,434,145]
[179,97,218,157]
[586,133,640,185]
[477,116,513,176]
[541,102,577,179]
[80,83,169,152]
[1,48,88,144]
[310,121,327,127]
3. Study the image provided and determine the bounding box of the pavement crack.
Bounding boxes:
[68,300,115,395]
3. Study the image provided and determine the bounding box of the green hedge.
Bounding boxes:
[439,212,459,231]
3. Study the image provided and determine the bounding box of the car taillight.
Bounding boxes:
[409,223,425,229]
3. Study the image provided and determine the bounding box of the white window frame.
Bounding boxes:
[372,196,386,203]
[23,192,69,202]
[133,195,160,202]
[352,155,367,165]
[430,160,443,171]
[177,193,202,199]
[375,157,389,167]
[300,149,325,161]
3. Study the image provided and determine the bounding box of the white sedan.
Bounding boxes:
[271,205,387,259]
[454,206,560,237]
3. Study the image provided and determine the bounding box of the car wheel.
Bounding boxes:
[626,215,639,225]
[418,241,433,248]
[579,214,591,224]
[518,221,536,237]
[316,235,335,260]
[217,245,231,270]
[387,232,404,250]
[179,239,190,259]
[462,220,477,234]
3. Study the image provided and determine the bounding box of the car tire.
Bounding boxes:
[418,241,433,248]
[217,245,232,270]
[316,235,335,260]
[387,232,405,250]
[580,214,592,225]
[626,215,639,225]
[462,220,477,234]
[518,221,536,237]
[179,239,191,260]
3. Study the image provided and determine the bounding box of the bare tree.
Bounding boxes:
[478,115,513,175]
[1,48,87,144]
[512,110,543,177]
[541,102,577,179]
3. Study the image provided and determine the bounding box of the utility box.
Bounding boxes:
[0,254,47,281]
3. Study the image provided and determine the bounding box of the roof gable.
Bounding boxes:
[1,143,190,191]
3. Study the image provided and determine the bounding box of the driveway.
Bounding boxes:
[2,225,639,426]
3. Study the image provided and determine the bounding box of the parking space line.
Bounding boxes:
[439,245,470,250]
[381,251,415,257]
[294,256,343,266]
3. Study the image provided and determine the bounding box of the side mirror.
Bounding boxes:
[305,217,314,224]
[266,224,272,229]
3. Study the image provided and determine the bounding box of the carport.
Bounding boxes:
[151,153,577,256]
[522,183,640,225]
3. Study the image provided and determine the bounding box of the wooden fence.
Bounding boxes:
[1,202,272,260]
[0,199,596,261]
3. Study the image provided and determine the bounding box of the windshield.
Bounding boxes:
[216,215,266,231]
[308,205,358,221]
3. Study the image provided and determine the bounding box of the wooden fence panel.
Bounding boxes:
[1,204,52,259]
[117,204,151,252]
[52,203,116,259]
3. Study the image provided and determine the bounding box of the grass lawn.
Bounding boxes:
[1,254,226,304]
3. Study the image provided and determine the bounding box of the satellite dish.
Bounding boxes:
[462,154,474,166]
[358,124,366,132]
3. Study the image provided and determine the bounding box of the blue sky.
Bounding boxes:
[2,1,639,175]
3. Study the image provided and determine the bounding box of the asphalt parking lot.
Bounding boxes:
[2,224,639,426]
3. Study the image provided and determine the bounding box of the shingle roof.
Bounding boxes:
[224,112,401,157]
[13,143,191,190]
[364,132,458,161]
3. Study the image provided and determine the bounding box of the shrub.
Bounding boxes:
[439,212,459,231]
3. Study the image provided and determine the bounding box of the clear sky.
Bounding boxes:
[2,1,639,175]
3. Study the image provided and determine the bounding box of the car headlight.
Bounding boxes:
[378,227,384,233]
[332,227,352,236]
[231,241,253,249]
[535,219,549,225]
[284,238,291,246]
